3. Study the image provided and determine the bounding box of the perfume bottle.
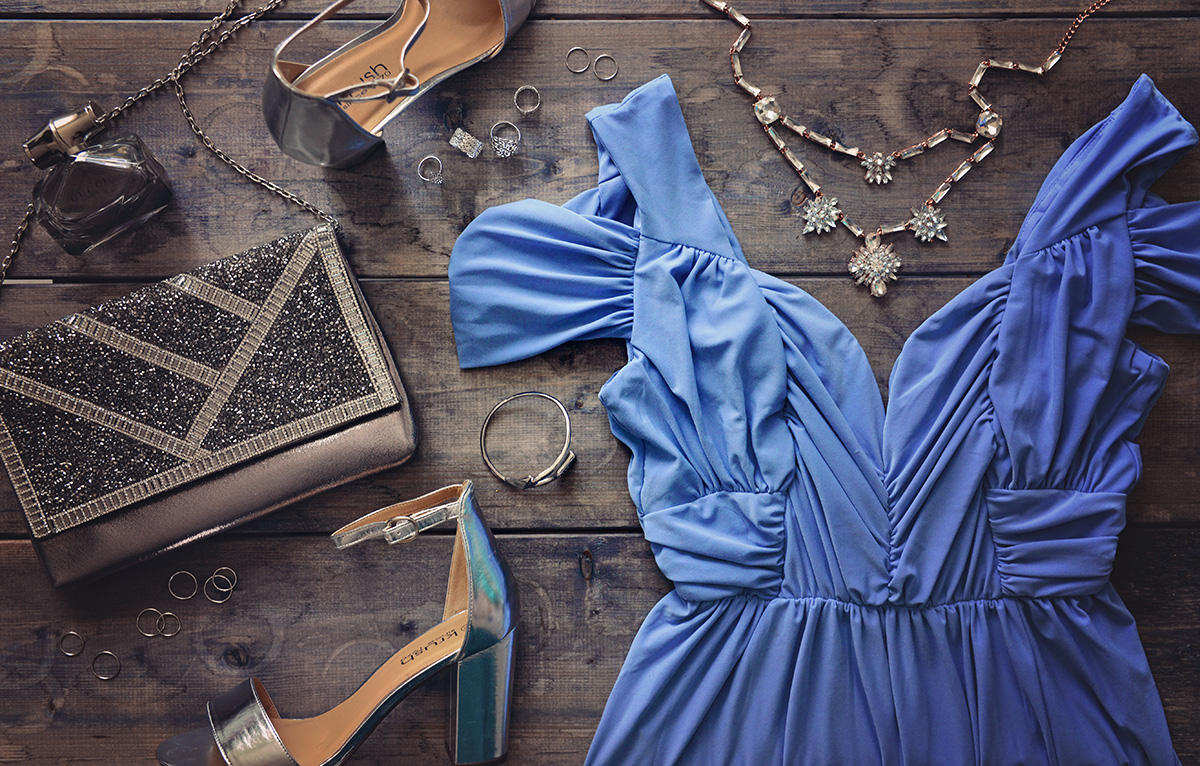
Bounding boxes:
[25,103,173,256]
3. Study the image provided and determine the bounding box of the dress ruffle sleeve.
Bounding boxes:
[1130,199,1200,332]
[983,76,1198,602]
[990,75,1197,492]
[449,200,638,368]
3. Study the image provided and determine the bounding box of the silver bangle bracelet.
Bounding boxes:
[480,392,576,489]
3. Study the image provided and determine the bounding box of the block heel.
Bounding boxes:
[156,482,519,766]
[449,628,517,765]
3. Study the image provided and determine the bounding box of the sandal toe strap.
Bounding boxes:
[207,679,298,766]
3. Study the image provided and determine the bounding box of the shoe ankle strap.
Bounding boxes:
[273,0,430,103]
[331,486,466,549]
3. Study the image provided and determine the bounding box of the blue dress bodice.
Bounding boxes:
[449,74,1200,765]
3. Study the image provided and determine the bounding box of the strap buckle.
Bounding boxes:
[332,499,462,549]
[380,502,452,544]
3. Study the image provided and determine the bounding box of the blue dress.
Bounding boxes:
[448,74,1200,765]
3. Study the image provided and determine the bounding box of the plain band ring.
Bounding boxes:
[169,570,198,600]
[137,608,163,637]
[159,612,182,638]
[514,85,541,114]
[417,155,443,184]
[205,575,233,603]
[593,54,618,81]
[91,651,120,681]
[59,631,85,657]
[480,392,576,489]
[212,567,238,591]
[566,46,591,73]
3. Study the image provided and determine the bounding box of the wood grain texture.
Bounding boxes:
[0,279,1195,536]
[0,528,1196,764]
[2,19,1199,280]
[2,0,1196,20]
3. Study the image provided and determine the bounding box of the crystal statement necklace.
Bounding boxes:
[704,0,1114,296]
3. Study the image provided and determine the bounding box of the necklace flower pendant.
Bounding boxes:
[802,195,840,234]
[848,235,901,297]
[908,204,948,242]
[861,152,896,184]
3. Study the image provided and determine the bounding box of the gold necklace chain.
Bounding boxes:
[704,0,1114,296]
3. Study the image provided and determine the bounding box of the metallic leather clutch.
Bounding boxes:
[0,225,416,587]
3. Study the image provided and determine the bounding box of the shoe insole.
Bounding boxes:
[294,0,505,134]
[271,610,469,766]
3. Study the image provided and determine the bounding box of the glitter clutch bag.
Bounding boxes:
[0,224,417,587]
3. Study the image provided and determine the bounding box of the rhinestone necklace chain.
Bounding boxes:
[704,0,1115,296]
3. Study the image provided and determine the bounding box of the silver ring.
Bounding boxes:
[490,121,521,158]
[137,608,163,637]
[205,575,233,604]
[514,85,541,114]
[159,612,181,638]
[212,567,238,591]
[480,392,576,489]
[417,155,443,184]
[449,127,483,159]
[59,631,85,657]
[169,570,198,600]
[593,54,618,81]
[566,46,591,73]
[91,651,120,681]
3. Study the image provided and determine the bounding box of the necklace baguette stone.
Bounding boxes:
[704,0,1114,296]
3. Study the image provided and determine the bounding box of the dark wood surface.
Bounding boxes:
[0,1,1198,763]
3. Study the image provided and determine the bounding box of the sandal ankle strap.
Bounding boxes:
[272,0,429,103]
[331,484,467,549]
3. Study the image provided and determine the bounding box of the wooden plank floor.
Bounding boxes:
[1,1,1198,763]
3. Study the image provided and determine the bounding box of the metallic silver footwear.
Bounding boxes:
[263,0,537,168]
[156,481,519,766]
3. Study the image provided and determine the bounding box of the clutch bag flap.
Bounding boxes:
[0,225,402,540]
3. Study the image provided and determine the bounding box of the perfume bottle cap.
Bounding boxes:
[24,102,103,169]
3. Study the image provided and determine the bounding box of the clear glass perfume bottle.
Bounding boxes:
[25,103,173,256]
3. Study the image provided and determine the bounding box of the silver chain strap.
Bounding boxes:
[5,0,338,289]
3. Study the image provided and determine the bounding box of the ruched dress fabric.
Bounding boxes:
[448,74,1200,765]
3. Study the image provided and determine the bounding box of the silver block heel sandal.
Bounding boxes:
[156,481,520,766]
[263,0,536,168]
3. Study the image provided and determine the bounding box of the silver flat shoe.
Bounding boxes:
[263,0,536,168]
[156,481,519,766]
